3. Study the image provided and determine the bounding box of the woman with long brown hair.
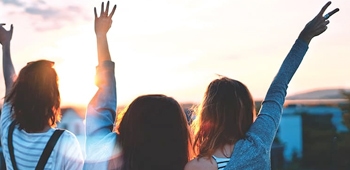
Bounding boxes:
[185,2,339,170]
[0,25,83,170]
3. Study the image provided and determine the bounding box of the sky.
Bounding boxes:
[0,0,350,107]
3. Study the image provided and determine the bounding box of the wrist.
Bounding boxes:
[1,41,10,48]
[298,33,311,45]
[95,33,107,39]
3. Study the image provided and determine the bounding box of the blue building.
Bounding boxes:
[276,104,348,162]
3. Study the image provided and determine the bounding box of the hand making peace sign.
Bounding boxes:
[298,1,339,44]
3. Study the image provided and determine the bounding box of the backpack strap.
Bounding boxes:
[8,121,18,170]
[7,120,65,170]
[35,129,64,170]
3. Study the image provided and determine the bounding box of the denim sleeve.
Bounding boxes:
[225,39,309,169]
[247,39,308,148]
[84,61,117,164]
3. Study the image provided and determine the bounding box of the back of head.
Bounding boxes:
[5,60,60,132]
[118,94,191,170]
[192,77,255,157]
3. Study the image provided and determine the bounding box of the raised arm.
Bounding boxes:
[248,1,339,146]
[87,0,117,135]
[85,1,118,167]
[224,2,339,169]
[0,23,15,95]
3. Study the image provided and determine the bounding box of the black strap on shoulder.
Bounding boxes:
[35,129,64,170]
[211,155,217,161]
[7,120,64,170]
[8,121,18,170]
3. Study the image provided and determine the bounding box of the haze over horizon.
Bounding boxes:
[1,0,350,107]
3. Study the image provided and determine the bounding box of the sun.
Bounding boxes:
[42,25,99,107]
[55,61,97,107]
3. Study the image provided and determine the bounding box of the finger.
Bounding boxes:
[109,5,117,18]
[100,2,104,16]
[94,7,97,18]
[324,8,339,19]
[324,20,330,26]
[0,23,5,26]
[10,24,13,33]
[318,1,331,16]
[314,26,328,36]
[106,1,110,15]
[314,21,330,30]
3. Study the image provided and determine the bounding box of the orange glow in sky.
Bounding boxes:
[1,0,350,107]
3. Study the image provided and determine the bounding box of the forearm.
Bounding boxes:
[264,39,308,104]
[2,42,16,95]
[247,39,308,146]
[96,35,112,64]
[86,61,116,136]
[85,62,116,161]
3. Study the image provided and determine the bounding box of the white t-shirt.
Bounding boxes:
[1,103,84,170]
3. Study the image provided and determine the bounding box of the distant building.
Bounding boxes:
[57,107,86,154]
[57,108,85,135]
[283,105,348,133]
[277,104,349,162]
[277,111,303,162]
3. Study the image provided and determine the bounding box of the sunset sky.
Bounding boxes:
[0,0,349,107]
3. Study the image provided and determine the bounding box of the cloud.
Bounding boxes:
[2,0,23,6]
[25,7,58,18]
[24,5,90,31]
[1,0,91,31]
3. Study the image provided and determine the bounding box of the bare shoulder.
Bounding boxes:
[184,157,216,170]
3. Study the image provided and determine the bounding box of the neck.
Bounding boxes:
[40,125,52,132]
[26,125,52,133]
[213,144,234,158]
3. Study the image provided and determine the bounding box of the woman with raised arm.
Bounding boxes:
[184,2,339,170]
[84,2,193,170]
[84,1,119,169]
[0,24,83,169]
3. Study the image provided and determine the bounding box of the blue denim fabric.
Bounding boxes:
[84,61,118,170]
[225,39,308,170]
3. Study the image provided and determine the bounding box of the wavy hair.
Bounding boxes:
[117,94,192,170]
[5,60,61,132]
[192,77,256,158]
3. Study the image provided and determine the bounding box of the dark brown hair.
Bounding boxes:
[117,94,192,170]
[192,77,256,158]
[5,60,61,132]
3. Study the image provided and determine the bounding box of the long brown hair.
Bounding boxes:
[192,77,256,158]
[117,94,192,170]
[5,60,61,132]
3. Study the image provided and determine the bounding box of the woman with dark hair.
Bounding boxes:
[0,25,83,168]
[84,2,192,170]
[185,2,339,170]
[116,94,192,170]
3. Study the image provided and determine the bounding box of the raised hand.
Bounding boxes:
[1,23,15,93]
[0,23,13,46]
[298,1,339,44]
[94,1,117,64]
[94,1,117,37]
